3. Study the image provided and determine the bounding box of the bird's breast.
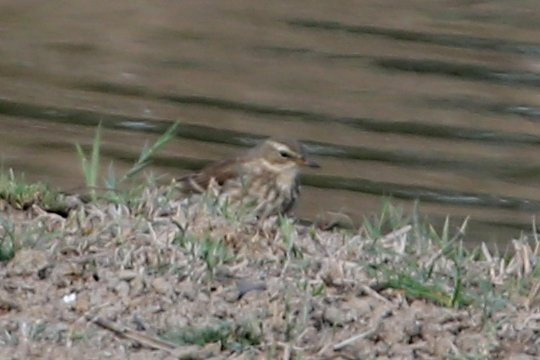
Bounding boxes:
[276,167,298,191]
[217,162,300,217]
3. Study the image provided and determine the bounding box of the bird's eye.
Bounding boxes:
[279,151,291,158]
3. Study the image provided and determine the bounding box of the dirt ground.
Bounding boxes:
[0,189,539,359]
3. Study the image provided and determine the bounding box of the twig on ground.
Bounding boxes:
[333,322,381,351]
[360,284,392,305]
[92,316,176,352]
[90,316,215,359]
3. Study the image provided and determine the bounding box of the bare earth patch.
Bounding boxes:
[0,187,539,359]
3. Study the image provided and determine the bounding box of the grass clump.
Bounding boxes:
[75,121,178,204]
[174,231,233,277]
[362,202,498,309]
[161,322,232,347]
[161,320,262,352]
[0,169,61,211]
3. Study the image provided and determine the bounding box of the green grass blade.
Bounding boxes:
[89,121,102,189]
[75,122,102,200]
[75,143,89,183]
[123,122,179,181]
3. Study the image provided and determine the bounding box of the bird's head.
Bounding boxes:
[255,138,320,171]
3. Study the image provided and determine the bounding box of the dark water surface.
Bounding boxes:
[2,1,540,245]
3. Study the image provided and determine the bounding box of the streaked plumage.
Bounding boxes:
[176,138,319,218]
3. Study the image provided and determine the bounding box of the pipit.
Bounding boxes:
[175,138,320,218]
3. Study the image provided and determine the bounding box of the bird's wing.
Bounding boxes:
[176,158,241,193]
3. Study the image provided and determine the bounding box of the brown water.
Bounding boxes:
[2,1,540,245]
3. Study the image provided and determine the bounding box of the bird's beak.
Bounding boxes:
[299,157,320,168]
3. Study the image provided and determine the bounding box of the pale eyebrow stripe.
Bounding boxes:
[267,141,300,156]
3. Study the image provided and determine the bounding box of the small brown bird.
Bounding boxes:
[176,138,320,218]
